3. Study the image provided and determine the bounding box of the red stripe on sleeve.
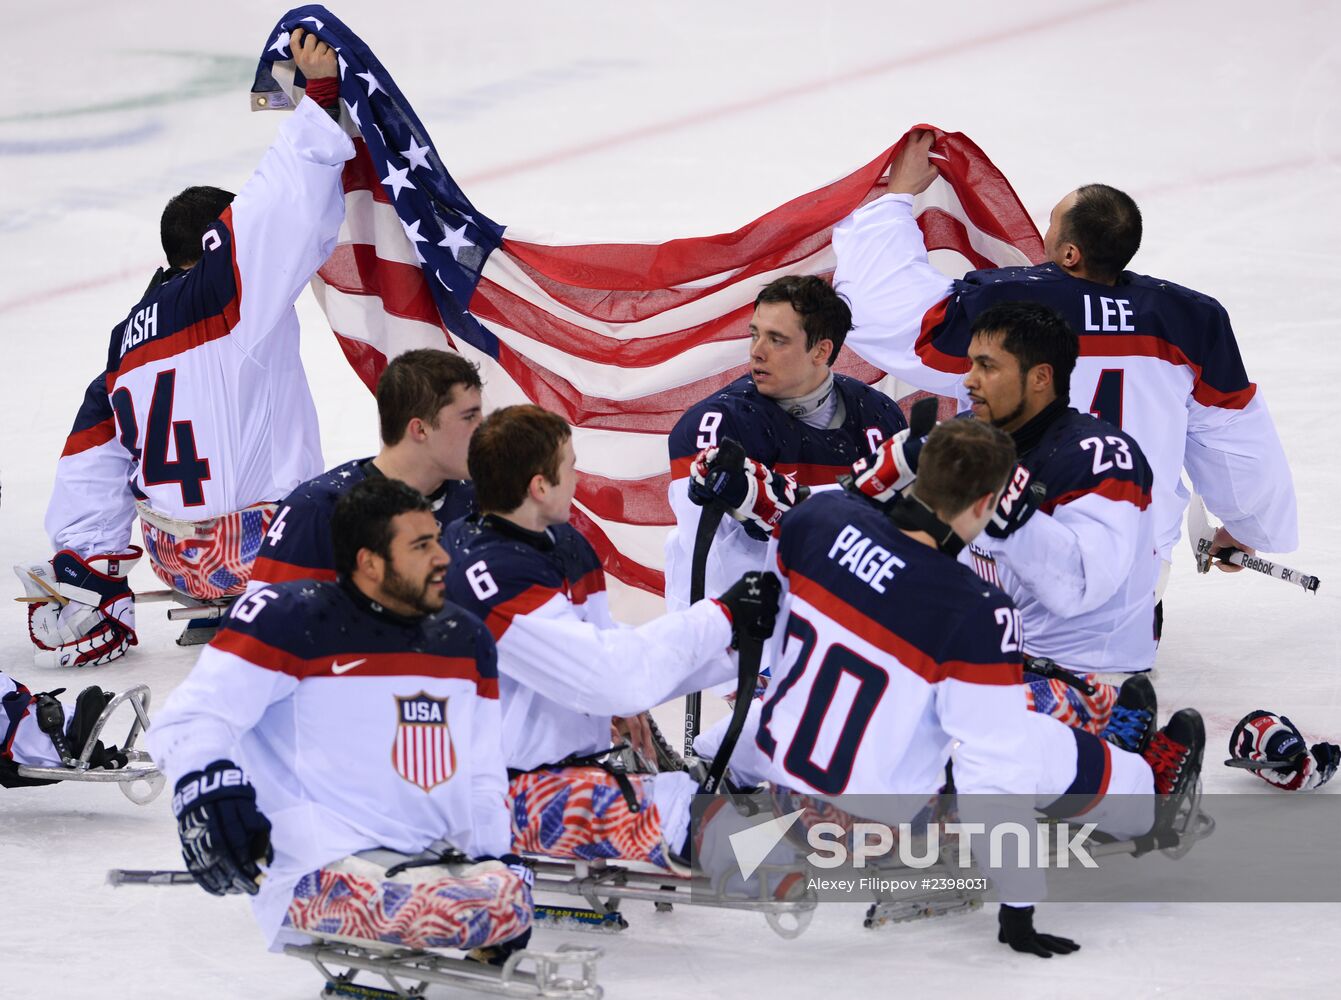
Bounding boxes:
[60,417,116,458]
[1041,478,1152,514]
[566,566,607,606]
[484,584,563,642]
[913,297,969,374]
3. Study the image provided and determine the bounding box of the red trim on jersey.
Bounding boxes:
[60,417,116,458]
[565,566,606,606]
[913,297,969,375]
[248,556,339,586]
[1041,479,1152,515]
[483,583,563,642]
[107,210,243,390]
[1077,333,1256,410]
[211,629,498,696]
[787,571,1021,686]
[669,458,853,487]
[220,206,243,330]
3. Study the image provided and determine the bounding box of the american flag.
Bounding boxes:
[253,6,1044,597]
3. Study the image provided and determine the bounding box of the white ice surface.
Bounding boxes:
[2,1,1339,997]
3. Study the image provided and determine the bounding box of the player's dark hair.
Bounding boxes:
[912,420,1017,519]
[377,349,483,445]
[971,301,1079,401]
[331,477,432,577]
[468,405,572,514]
[1059,184,1142,283]
[753,275,852,365]
[159,186,235,268]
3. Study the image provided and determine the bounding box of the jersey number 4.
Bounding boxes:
[1088,369,1124,428]
[111,369,212,507]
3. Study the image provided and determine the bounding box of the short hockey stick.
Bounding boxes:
[684,437,746,758]
[1187,494,1320,593]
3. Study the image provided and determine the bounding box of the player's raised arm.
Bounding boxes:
[216,27,354,352]
[832,130,962,394]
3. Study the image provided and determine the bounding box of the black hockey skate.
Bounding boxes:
[1100,674,1157,755]
[67,686,129,770]
[1143,708,1205,797]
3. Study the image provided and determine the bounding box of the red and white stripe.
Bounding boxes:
[315,126,1042,595]
[393,721,456,792]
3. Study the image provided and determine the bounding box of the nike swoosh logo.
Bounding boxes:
[330,658,368,675]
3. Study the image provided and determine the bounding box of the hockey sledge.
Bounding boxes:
[284,940,603,1000]
[527,856,817,940]
[14,684,165,804]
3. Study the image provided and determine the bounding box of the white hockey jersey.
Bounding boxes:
[441,515,734,771]
[46,97,354,556]
[144,580,511,948]
[832,193,1298,562]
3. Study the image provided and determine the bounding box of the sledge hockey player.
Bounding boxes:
[17,29,353,667]
[665,274,907,761]
[707,301,1159,740]
[441,405,780,870]
[1,672,128,787]
[753,418,1205,957]
[1227,711,1341,792]
[665,274,908,612]
[832,128,1297,594]
[249,349,481,589]
[144,478,531,956]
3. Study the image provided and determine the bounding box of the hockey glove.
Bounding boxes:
[172,760,273,896]
[849,396,940,504]
[689,444,808,541]
[983,465,1046,540]
[997,904,1081,958]
[15,548,140,668]
[1228,710,1340,791]
[716,571,782,648]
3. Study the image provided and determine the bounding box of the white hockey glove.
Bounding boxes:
[15,547,140,668]
[849,396,940,504]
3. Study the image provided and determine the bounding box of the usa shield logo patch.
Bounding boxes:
[392,692,457,792]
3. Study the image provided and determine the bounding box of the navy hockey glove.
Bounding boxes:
[984,465,1046,540]
[716,571,782,648]
[172,760,273,896]
[689,444,807,541]
[1228,711,1340,791]
[997,904,1080,958]
[849,396,940,504]
[15,548,139,668]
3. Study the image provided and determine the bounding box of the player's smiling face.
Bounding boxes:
[748,300,832,400]
[964,332,1031,432]
[378,509,450,616]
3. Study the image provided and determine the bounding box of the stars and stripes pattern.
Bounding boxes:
[509,767,681,873]
[253,5,1043,596]
[392,693,457,793]
[285,856,532,951]
[140,504,275,600]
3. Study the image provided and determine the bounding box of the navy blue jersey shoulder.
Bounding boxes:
[668,374,907,472]
[442,518,566,618]
[931,263,1250,395]
[778,490,1016,669]
[67,373,114,436]
[220,578,493,672]
[105,218,239,375]
[1021,408,1152,507]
